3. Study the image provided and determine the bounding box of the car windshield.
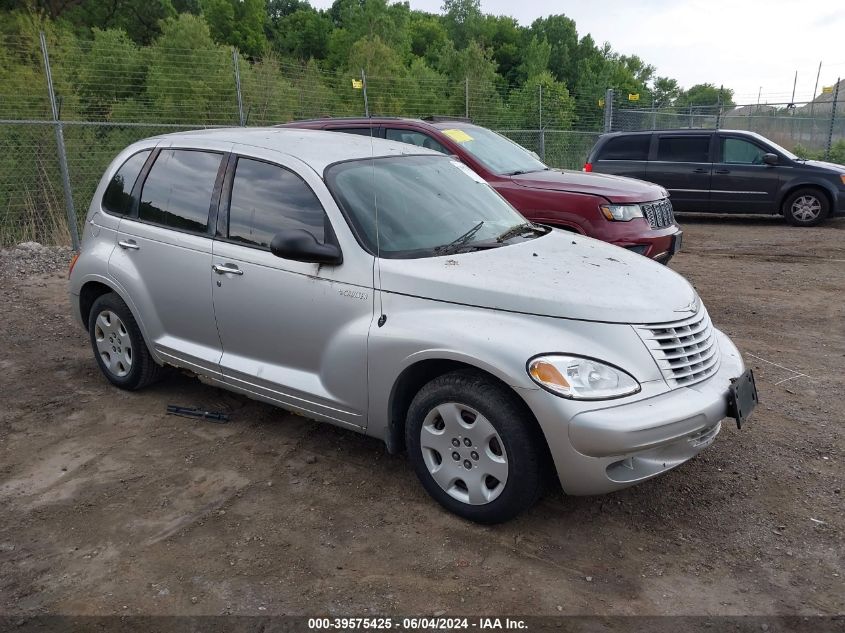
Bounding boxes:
[435,124,549,175]
[325,155,541,259]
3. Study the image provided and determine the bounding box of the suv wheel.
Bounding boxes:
[783,188,829,226]
[405,370,543,523]
[88,292,162,390]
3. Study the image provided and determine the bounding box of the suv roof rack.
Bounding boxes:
[423,115,473,123]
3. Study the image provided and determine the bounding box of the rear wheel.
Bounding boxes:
[783,188,829,226]
[405,370,544,523]
[88,292,161,390]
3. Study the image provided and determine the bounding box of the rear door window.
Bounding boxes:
[102,150,151,215]
[385,129,448,154]
[227,157,327,249]
[597,135,650,161]
[139,149,222,233]
[656,135,711,162]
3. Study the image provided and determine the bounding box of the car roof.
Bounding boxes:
[601,129,752,137]
[148,127,441,173]
[278,116,477,131]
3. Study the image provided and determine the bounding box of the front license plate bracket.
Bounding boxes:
[727,368,759,429]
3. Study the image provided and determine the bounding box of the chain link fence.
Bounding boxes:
[1,31,842,247]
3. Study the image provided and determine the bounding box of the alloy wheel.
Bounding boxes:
[791,195,822,222]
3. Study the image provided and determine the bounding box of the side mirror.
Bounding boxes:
[763,153,778,166]
[270,229,342,265]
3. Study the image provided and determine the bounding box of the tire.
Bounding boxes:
[782,188,830,227]
[88,292,162,390]
[405,370,544,523]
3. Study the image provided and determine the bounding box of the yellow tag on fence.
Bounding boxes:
[442,128,473,143]
[628,93,640,101]
[351,79,363,89]
[822,86,834,94]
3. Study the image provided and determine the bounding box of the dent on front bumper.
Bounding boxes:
[524,329,744,495]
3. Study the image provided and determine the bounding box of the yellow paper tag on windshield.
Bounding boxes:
[442,128,473,143]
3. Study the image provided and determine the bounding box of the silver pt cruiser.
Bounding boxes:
[69,128,758,523]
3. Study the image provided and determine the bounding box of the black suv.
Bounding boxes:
[585,129,845,226]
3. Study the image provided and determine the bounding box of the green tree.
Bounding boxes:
[270,7,332,60]
[517,35,550,83]
[677,83,735,107]
[409,11,448,66]
[652,76,681,107]
[201,0,266,57]
[61,0,179,44]
[441,0,480,49]
[529,15,578,87]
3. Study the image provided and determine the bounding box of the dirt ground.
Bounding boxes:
[0,216,843,618]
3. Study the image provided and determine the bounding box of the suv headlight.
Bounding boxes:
[527,355,640,400]
[600,204,644,221]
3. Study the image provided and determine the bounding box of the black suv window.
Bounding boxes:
[385,129,448,154]
[102,150,151,215]
[720,137,768,164]
[656,136,711,163]
[227,157,326,249]
[598,135,650,161]
[139,149,222,233]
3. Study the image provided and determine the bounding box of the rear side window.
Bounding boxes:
[656,136,711,163]
[102,150,150,215]
[139,149,222,233]
[227,158,327,248]
[597,135,650,161]
[385,129,448,154]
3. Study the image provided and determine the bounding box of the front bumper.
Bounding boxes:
[523,329,744,495]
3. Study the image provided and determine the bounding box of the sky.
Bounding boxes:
[308,0,845,104]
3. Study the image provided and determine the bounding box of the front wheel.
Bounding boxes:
[405,370,544,523]
[783,188,829,226]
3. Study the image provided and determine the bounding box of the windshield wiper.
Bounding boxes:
[503,167,551,176]
[434,221,485,255]
[495,222,547,243]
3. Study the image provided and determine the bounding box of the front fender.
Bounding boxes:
[365,292,664,443]
[776,176,837,209]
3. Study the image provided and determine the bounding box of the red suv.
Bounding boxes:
[279,117,683,263]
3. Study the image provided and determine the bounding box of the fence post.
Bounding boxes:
[361,68,369,117]
[689,104,693,128]
[715,85,723,129]
[232,48,245,126]
[826,78,840,160]
[603,88,614,132]
[538,83,545,160]
[39,31,79,251]
[465,77,469,119]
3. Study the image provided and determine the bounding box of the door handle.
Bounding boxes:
[715,169,731,174]
[692,168,708,174]
[212,263,244,275]
[118,240,139,250]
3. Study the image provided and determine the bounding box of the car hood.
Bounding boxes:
[510,169,667,203]
[804,159,845,173]
[377,230,697,324]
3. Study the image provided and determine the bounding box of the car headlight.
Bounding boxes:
[527,355,640,400]
[600,204,644,221]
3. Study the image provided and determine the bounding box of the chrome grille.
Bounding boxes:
[642,199,675,229]
[635,303,720,387]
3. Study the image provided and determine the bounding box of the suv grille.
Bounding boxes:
[642,199,675,229]
[635,303,720,387]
